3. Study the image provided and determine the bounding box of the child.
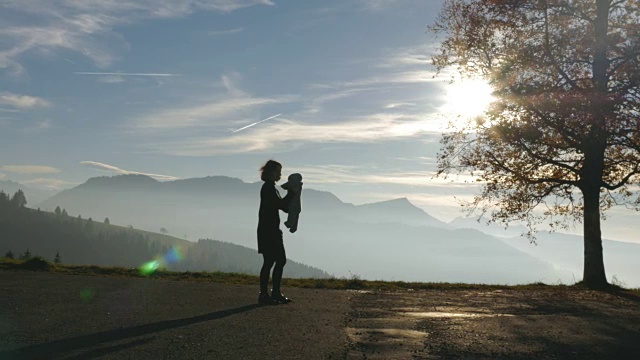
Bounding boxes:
[281,173,302,233]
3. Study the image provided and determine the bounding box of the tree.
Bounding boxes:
[20,249,31,260]
[431,0,640,288]
[0,191,9,204]
[160,227,168,235]
[104,217,110,225]
[10,190,27,208]
[85,218,94,232]
[54,251,61,264]
[4,250,14,259]
[55,206,62,216]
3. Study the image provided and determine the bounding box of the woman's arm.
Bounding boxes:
[262,183,293,213]
[279,190,294,213]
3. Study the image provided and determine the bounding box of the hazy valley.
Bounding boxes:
[2,175,637,286]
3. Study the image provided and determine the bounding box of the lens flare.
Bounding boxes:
[165,246,183,264]
[80,288,95,302]
[139,246,184,276]
[140,260,160,276]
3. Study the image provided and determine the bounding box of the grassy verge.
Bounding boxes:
[2,257,638,294]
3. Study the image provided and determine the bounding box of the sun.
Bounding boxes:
[440,78,496,126]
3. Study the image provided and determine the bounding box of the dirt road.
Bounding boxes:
[2,270,639,359]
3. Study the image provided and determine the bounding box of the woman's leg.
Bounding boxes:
[271,243,287,296]
[260,253,275,294]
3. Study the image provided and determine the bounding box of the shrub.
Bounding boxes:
[21,256,51,271]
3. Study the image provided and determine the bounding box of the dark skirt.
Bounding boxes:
[257,227,283,255]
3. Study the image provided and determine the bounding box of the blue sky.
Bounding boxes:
[1,0,638,243]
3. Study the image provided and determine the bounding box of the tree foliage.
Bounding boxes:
[10,190,27,208]
[431,0,640,288]
[20,249,31,260]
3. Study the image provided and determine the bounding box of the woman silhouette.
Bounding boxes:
[257,160,296,305]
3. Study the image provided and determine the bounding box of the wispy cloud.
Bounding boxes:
[22,119,52,133]
[116,51,447,155]
[77,72,181,84]
[133,95,295,130]
[133,43,452,156]
[0,92,50,108]
[302,86,387,114]
[75,72,181,77]
[21,178,77,190]
[0,165,60,174]
[97,75,125,84]
[292,165,478,187]
[130,71,298,131]
[207,27,245,36]
[385,102,417,109]
[375,44,440,69]
[357,0,412,11]
[81,161,179,181]
[0,0,275,74]
[143,111,444,156]
[310,70,439,90]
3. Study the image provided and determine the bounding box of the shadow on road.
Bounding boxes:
[1,303,260,360]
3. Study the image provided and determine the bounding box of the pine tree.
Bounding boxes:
[4,250,14,259]
[85,218,94,232]
[54,251,61,264]
[104,217,110,225]
[20,249,31,260]
[10,190,27,208]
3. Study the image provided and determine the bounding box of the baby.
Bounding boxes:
[281,173,303,233]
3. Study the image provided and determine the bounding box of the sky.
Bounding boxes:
[1,0,638,243]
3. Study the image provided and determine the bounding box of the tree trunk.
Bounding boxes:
[579,0,610,289]
[581,183,607,288]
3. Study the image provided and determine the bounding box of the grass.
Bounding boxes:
[1,257,638,294]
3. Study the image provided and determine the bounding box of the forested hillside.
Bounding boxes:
[0,191,328,278]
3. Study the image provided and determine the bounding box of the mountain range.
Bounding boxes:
[0,180,57,205]
[2,174,639,286]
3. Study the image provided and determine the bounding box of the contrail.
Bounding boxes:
[232,114,281,133]
[74,72,181,77]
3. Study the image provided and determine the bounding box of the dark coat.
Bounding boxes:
[257,181,292,254]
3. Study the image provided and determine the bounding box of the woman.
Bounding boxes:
[257,160,296,305]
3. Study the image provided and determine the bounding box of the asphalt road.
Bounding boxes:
[0,271,351,360]
[3,270,640,360]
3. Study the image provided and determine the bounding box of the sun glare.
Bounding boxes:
[441,79,496,127]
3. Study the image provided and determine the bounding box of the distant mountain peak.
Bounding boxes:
[352,196,448,227]
[0,179,22,185]
[79,174,160,190]
[361,197,417,210]
[168,175,246,185]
